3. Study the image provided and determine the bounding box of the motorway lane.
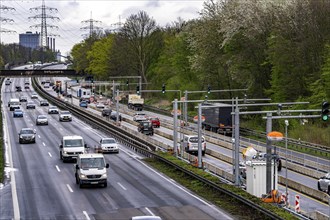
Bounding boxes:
[1,78,235,219]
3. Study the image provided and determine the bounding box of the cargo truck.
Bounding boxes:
[202,103,233,135]
[128,94,144,111]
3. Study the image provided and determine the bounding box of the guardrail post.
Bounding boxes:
[173,99,178,157]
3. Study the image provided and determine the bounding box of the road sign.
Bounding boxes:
[171,109,181,116]
[267,131,284,142]
[193,115,205,122]
[115,96,121,101]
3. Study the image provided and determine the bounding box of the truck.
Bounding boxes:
[77,88,91,102]
[202,103,233,135]
[128,94,144,111]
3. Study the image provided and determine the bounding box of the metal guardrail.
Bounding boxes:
[32,77,285,220]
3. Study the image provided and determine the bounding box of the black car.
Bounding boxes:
[16,86,22,92]
[109,111,122,121]
[137,120,154,135]
[18,128,36,144]
[102,108,112,117]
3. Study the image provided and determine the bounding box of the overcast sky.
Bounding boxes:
[0,0,205,56]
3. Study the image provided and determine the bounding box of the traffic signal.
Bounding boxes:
[207,85,211,94]
[136,85,140,94]
[126,80,129,86]
[321,101,329,121]
[162,84,165,94]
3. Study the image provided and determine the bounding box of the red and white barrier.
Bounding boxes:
[295,195,300,212]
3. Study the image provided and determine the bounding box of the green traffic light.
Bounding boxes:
[322,115,328,121]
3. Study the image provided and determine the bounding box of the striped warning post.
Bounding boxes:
[295,195,300,212]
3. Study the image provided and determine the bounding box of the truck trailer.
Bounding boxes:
[128,94,144,111]
[202,103,233,135]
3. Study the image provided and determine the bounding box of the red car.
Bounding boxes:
[149,117,160,128]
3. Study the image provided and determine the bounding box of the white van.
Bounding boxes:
[181,135,206,156]
[74,153,109,188]
[59,135,86,162]
[8,98,20,111]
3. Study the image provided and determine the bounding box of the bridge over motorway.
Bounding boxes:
[0,69,84,77]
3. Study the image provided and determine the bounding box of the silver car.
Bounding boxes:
[98,138,119,153]
[318,172,330,195]
[48,106,59,114]
[36,115,48,125]
[59,110,72,122]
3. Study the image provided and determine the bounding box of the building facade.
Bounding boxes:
[19,31,40,50]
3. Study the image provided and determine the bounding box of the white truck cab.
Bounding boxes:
[181,135,206,156]
[59,135,86,162]
[8,98,20,111]
[74,153,109,188]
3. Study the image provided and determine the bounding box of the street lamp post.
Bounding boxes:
[285,120,289,207]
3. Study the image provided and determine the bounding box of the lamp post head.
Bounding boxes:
[285,120,289,126]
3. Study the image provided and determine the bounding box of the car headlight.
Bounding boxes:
[101,173,107,178]
[80,174,86,178]
[63,151,68,154]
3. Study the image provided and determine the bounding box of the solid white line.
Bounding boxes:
[83,211,91,220]
[42,142,46,146]
[48,152,52,157]
[55,165,60,172]
[145,207,155,216]
[38,135,41,138]
[134,157,233,219]
[3,104,20,219]
[117,182,127,190]
[66,184,73,193]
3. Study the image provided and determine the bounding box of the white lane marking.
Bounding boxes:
[42,142,46,146]
[132,155,233,219]
[117,182,127,190]
[60,127,63,130]
[3,105,20,219]
[83,211,90,220]
[38,135,41,138]
[145,207,155,216]
[55,165,60,172]
[66,184,73,193]
[48,152,52,157]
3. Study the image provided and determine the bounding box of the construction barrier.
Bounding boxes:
[295,195,300,212]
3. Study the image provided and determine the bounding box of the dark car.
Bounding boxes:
[79,101,88,108]
[26,101,36,109]
[13,109,24,118]
[16,86,22,92]
[19,96,28,102]
[109,111,122,121]
[102,108,112,117]
[137,120,154,135]
[18,128,36,144]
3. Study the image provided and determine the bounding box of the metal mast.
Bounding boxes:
[80,11,102,38]
[0,3,16,38]
[29,0,59,48]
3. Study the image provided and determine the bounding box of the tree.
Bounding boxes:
[120,11,158,83]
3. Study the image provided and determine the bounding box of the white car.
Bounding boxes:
[133,112,148,122]
[48,106,59,114]
[36,115,48,125]
[31,93,38,99]
[318,172,330,195]
[96,102,105,109]
[59,110,72,122]
[98,138,119,153]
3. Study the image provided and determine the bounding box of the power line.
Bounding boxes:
[80,11,102,38]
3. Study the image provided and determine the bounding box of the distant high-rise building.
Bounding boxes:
[19,31,40,50]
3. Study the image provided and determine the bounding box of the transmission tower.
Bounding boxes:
[109,15,123,33]
[0,4,16,38]
[80,12,103,38]
[29,0,59,48]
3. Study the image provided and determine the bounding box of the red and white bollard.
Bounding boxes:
[295,195,300,212]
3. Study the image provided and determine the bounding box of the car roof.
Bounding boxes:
[78,153,104,159]
[101,137,115,141]
[62,135,83,140]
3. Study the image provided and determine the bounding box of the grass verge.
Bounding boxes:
[144,152,298,220]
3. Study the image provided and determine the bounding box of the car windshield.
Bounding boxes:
[27,102,34,105]
[15,110,22,112]
[102,139,116,144]
[150,118,158,121]
[21,129,34,134]
[81,158,105,169]
[38,115,47,119]
[64,139,83,147]
[50,106,57,109]
[61,111,70,114]
[189,137,205,143]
